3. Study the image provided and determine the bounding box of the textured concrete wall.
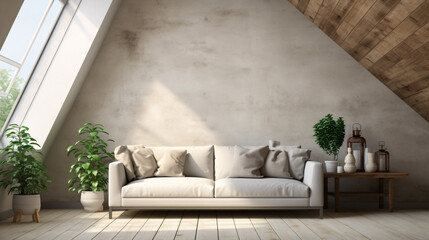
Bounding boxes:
[42,0,429,208]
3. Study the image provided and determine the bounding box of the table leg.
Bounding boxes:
[379,178,384,209]
[335,177,339,212]
[324,178,328,209]
[389,178,394,212]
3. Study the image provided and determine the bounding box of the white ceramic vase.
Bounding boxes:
[81,191,104,212]
[325,160,337,173]
[365,153,377,173]
[12,194,41,215]
[344,148,357,173]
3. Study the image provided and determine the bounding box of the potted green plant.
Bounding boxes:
[313,114,345,173]
[67,123,114,212]
[0,124,51,221]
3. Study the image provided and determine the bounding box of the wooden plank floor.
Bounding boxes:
[0,209,428,240]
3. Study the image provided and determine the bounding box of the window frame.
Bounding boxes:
[0,0,67,137]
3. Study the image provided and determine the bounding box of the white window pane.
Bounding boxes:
[18,0,64,82]
[0,61,18,92]
[0,0,52,63]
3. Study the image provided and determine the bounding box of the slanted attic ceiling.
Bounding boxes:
[288,0,429,122]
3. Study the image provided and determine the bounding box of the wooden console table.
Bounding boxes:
[324,172,408,212]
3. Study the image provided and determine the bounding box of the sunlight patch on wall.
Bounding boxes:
[129,81,219,146]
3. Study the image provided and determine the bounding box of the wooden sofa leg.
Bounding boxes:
[109,208,112,219]
[319,208,323,219]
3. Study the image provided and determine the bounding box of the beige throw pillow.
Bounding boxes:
[228,146,269,178]
[132,148,157,179]
[154,149,187,177]
[262,150,292,178]
[288,148,312,180]
[114,145,137,182]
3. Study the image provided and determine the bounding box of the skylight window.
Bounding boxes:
[0,0,65,131]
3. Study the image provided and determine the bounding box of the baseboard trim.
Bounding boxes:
[0,209,13,221]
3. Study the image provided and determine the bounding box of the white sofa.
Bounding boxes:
[108,145,323,218]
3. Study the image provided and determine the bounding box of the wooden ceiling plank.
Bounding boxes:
[320,0,355,37]
[404,87,429,109]
[304,0,324,21]
[313,0,339,27]
[364,18,420,63]
[297,0,311,13]
[360,58,374,68]
[379,30,429,80]
[368,22,429,75]
[394,77,429,98]
[409,0,429,27]
[384,47,428,80]
[340,0,402,53]
[288,0,300,7]
[350,0,425,61]
[388,63,429,91]
[364,1,429,63]
[331,0,377,44]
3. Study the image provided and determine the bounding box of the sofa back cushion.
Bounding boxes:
[149,145,214,180]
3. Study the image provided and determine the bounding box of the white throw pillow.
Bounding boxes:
[153,149,187,177]
[132,148,157,179]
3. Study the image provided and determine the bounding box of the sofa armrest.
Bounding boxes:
[303,161,323,207]
[109,161,127,207]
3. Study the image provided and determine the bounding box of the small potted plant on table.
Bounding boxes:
[313,114,345,173]
[67,123,114,212]
[0,124,51,223]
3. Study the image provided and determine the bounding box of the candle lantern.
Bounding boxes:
[347,123,366,171]
[375,141,390,172]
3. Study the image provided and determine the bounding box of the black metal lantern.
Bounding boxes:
[375,141,390,172]
[347,123,366,171]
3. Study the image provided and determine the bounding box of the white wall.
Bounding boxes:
[42,0,429,209]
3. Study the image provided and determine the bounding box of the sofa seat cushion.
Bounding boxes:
[122,177,214,198]
[215,178,309,198]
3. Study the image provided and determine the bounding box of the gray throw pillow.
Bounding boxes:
[132,148,157,179]
[154,149,187,177]
[114,145,137,182]
[287,148,311,180]
[262,150,292,178]
[228,145,269,178]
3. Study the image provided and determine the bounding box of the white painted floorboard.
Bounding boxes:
[0,209,428,240]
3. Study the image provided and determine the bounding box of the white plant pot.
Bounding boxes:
[13,194,41,215]
[325,161,337,173]
[337,166,344,173]
[81,191,104,212]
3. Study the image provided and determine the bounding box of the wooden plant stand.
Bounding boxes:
[12,209,40,223]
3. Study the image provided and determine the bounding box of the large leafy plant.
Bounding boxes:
[313,114,345,161]
[0,124,51,195]
[67,123,114,193]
